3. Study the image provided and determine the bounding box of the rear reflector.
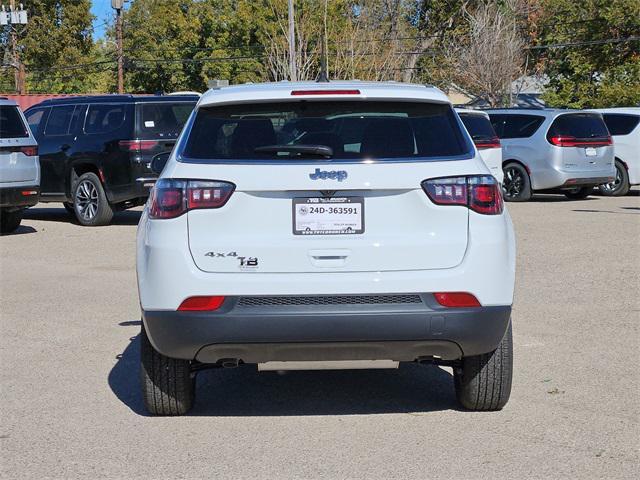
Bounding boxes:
[178,296,226,311]
[433,292,481,308]
[149,179,235,219]
[291,89,361,96]
[21,190,38,196]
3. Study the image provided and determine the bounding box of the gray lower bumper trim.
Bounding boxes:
[197,340,464,363]
[142,296,511,362]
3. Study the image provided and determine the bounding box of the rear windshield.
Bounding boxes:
[137,102,196,139]
[0,105,29,138]
[181,101,471,162]
[489,114,544,139]
[602,114,640,136]
[548,113,609,139]
[459,113,497,141]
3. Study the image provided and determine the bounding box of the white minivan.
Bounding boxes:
[0,99,39,233]
[137,81,515,415]
[591,108,640,196]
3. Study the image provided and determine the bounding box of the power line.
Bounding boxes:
[15,35,640,77]
[528,35,640,50]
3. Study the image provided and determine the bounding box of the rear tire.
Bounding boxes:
[0,210,22,234]
[564,187,593,200]
[72,172,113,226]
[140,325,195,416]
[63,202,75,215]
[598,160,630,196]
[502,162,532,202]
[454,320,513,411]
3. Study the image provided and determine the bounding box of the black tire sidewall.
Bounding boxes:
[454,320,513,411]
[0,210,23,234]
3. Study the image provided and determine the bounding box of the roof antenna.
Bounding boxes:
[316,31,329,83]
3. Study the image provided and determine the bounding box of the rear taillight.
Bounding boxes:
[421,175,503,215]
[118,140,160,152]
[178,296,226,311]
[434,292,481,308]
[474,137,501,150]
[0,146,38,155]
[149,179,235,219]
[20,146,38,156]
[547,135,612,147]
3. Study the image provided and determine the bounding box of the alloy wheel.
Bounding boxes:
[75,180,99,221]
[503,166,524,200]
[600,164,622,194]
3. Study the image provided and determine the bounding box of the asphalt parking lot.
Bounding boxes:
[1,192,639,479]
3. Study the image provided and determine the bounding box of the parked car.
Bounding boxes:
[137,81,515,415]
[590,108,640,196]
[0,98,39,234]
[24,94,198,226]
[487,108,615,201]
[456,108,503,184]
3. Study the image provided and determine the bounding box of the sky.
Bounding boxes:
[91,1,115,39]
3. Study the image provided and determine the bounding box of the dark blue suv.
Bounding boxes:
[25,95,197,225]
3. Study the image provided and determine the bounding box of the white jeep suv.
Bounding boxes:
[136,81,516,415]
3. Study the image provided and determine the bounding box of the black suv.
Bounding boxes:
[24,95,198,225]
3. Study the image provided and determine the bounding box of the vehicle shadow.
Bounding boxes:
[109,328,458,417]
[528,194,598,203]
[0,225,37,236]
[573,208,640,215]
[23,207,142,226]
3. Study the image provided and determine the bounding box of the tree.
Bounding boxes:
[534,0,640,108]
[445,1,526,106]
[0,0,97,93]
[402,0,471,83]
[120,0,269,92]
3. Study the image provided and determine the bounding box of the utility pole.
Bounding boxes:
[288,0,297,81]
[112,0,126,93]
[1,1,28,94]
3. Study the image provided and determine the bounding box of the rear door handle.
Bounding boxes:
[60,144,71,151]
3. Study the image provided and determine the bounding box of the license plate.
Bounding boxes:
[293,197,364,235]
[585,147,597,157]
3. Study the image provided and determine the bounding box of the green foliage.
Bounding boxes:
[0,0,96,93]
[121,0,271,93]
[1,0,637,105]
[536,0,640,108]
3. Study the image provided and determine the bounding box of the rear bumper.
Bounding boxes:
[532,165,615,190]
[560,176,614,188]
[0,185,40,209]
[142,295,512,363]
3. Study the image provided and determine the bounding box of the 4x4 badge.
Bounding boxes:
[309,168,348,182]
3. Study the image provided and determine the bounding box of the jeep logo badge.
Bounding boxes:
[309,168,348,182]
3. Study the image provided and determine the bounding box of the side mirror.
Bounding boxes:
[150,152,170,175]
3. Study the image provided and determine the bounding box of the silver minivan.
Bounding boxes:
[0,99,40,233]
[487,109,615,201]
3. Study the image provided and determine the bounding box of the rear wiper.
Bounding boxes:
[254,144,333,158]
